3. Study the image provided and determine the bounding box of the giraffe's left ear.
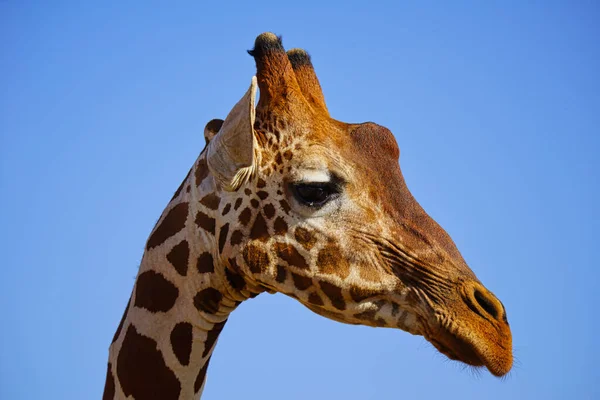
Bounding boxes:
[206,76,258,191]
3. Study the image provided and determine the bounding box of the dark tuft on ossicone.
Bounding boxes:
[247,32,284,58]
[287,48,312,68]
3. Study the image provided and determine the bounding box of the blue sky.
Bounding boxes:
[1,2,598,399]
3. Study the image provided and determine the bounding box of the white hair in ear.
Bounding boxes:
[206,77,259,191]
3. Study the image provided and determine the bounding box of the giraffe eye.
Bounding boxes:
[291,182,340,207]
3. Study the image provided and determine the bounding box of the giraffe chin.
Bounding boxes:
[426,327,512,377]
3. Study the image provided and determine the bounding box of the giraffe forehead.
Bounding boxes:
[350,122,400,162]
[338,123,404,193]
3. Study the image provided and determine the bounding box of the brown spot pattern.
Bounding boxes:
[257,178,266,188]
[234,198,243,210]
[238,207,252,226]
[318,242,350,279]
[250,198,259,208]
[397,310,410,328]
[146,202,189,250]
[275,265,287,283]
[279,199,291,214]
[355,309,377,321]
[102,363,115,400]
[171,169,191,201]
[283,150,293,160]
[274,242,309,270]
[194,358,210,393]
[196,252,214,274]
[112,296,131,343]
[295,227,317,250]
[244,188,252,196]
[374,299,386,308]
[195,211,216,235]
[195,159,209,186]
[218,223,230,254]
[319,281,346,310]
[225,266,246,291]
[222,203,231,216]
[250,213,270,241]
[308,292,324,306]
[166,240,189,276]
[349,286,380,303]
[274,153,283,165]
[134,271,178,313]
[200,193,221,210]
[256,191,269,200]
[273,216,288,235]
[263,203,275,219]
[117,326,180,400]
[170,322,193,366]
[202,320,226,357]
[194,288,223,314]
[292,273,312,291]
[243,244,270,273]
[230,230,244,246]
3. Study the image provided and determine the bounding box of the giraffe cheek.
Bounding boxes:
[317,242,350,279]
[294,226,317,250]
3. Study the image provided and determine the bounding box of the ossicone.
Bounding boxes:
[247,32,304,112]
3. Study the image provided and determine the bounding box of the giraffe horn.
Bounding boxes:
[248,32,305,112]
[287,48,329,116]
[206,76,258,191]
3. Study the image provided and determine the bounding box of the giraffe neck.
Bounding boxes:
[104,152,261,400]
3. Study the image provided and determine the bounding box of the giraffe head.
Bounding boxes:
[204,33,512,377]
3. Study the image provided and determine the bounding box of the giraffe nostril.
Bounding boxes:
[463,284,506,323]
[474,289,500,320]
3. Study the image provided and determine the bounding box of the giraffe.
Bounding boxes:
[103,33,512,400]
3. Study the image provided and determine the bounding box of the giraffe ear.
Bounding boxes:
[206,76,258,191]
[204,119,224,144]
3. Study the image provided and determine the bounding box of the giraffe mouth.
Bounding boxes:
[426,329,485,370]
[423,316,513,377]
[428,329,511,377]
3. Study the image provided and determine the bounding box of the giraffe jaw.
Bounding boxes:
[425,324,513,377]
[427,330,484,368]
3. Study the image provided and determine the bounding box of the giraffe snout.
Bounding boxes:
[462,281,508,325]
[426,280,513,377]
